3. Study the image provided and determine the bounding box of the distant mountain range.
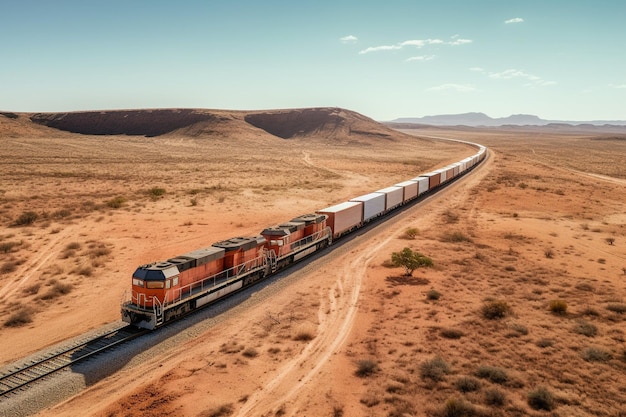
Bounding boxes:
[390,112,626,127]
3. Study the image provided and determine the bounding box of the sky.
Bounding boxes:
[1,0,625,121]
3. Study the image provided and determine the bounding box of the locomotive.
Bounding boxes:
[121,145,487,329]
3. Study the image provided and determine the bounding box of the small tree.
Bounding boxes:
[391,247,433,276]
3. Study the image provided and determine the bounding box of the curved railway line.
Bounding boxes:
[0,325,148,397]
[1,136,487,410]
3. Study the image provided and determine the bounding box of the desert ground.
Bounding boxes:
[1,109,625,416]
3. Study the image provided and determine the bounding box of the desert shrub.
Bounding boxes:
[544,248,554,258]
[76,266,93,276]
[443,210,459,224]
[402,227,419,239]
[475,366,508,384]
[419,357,450,382]
[106,196,126,209]
[23,283,41,295]
[508,323,528,336]
[386,396,416,417]
[1,261,17,274]
[52,209,72,219]
[575,282,594,292]
[484,388,506,406]
[14,211,38,226]
[581,347,612,362]
[359,393,380,407]
[355,359,379,377]
[219,341,243,354]
[441,397,476,417]
[573,320,598,337]
[0,241,20,253]
[481,300,510,320]
[200,403,234,417]
[606,303,626,314]
[190,197,198,206]
[527,387,555,411]
[440,328,464,339]
[606,237,615,245]
[427,289,442,300]
[548,299,568,315]
[293,325,315,341]
[536,338,554,348]
[441,231,472,243]
[148,187,166,198]
[38,282,72,300]
[242,348,258,358]
[582,306,599,316]
[4,306,34,327]
[455,376,480,393]
[66,242,81,251]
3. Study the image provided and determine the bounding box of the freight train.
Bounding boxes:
[121,144,487,329]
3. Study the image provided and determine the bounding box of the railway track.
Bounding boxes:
[0,324,148,397]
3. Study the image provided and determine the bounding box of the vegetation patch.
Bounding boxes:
[13,211,38,226]
[573,320,598,337]
[581,347,612,362]
[527,386,555,411]
[4,305,35,327]
[455,376,480,393]
[548,299,568,314]
[475,365,508,384]
[481,300,510,320]
[419,357,450,382]
[390,247,433,276]
[440,231,472,243]
[440,328,464,339]
[606,303,626,314]
[355,359,379,377]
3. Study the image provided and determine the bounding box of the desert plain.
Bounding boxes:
[0,108,625,417]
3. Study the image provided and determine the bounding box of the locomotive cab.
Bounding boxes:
[131,262,180,308]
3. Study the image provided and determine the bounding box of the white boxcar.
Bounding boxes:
[394,180,418,202]
[350,192,386,222]
[317,201,363,238]
[376,186,404,211]
[436,168,448,183]
[411,176,430,195]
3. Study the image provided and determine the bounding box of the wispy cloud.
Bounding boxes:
[505,17,524,24]
[609,83,626,89]
[469,67,485,72]
[406,55,435,62]
[359,44,402,54]
[359,36,472,54]
[340,35,358,44]
[426,84,477,93]
[484,68,555,86]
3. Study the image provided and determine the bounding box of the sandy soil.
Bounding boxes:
[2,113,626,416]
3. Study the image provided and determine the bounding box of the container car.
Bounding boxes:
[317,201,363,239]
[350,192,386,222]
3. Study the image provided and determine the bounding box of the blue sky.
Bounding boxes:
[1,1,625,121]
